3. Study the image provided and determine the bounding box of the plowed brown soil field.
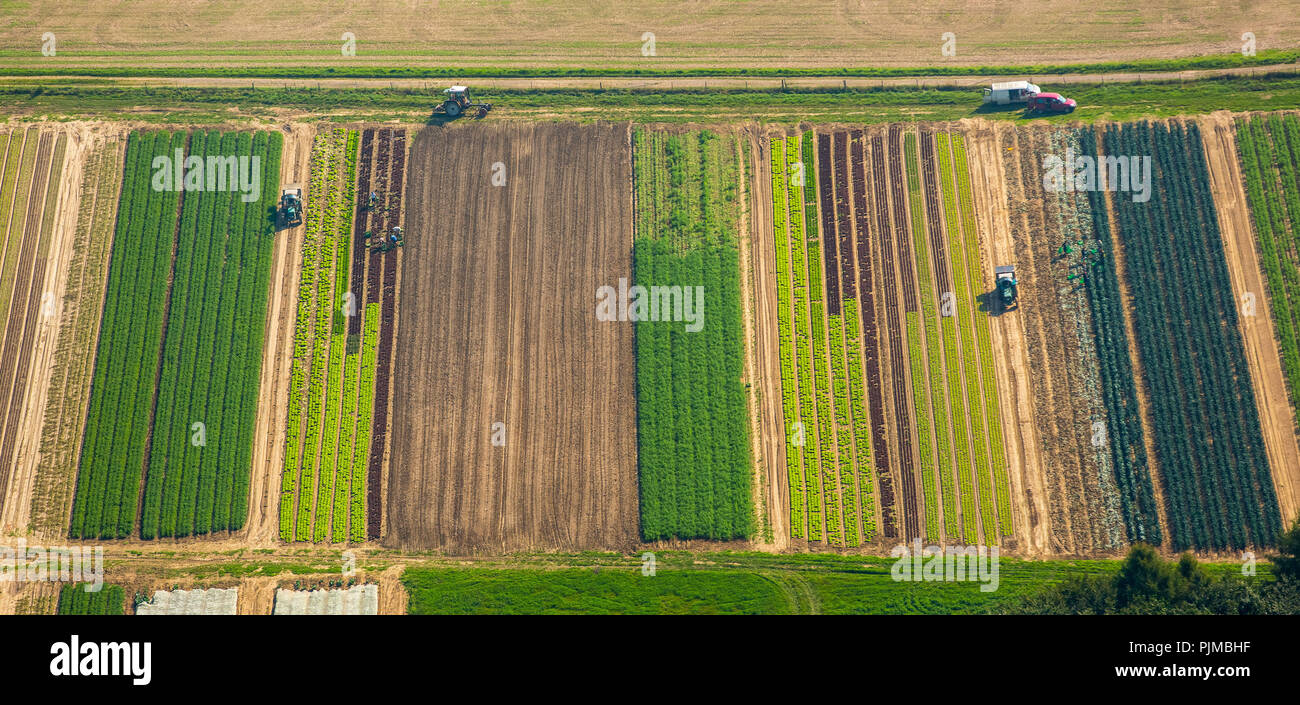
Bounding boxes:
[386,123,639,553]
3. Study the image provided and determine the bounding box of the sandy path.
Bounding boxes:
[236,576,277,615]
[741,127,787,549]
[243,123,312,546]
[0,125,85,535]
[375,565,407,615]
[1199,112,1300,529]
[966,121,1049,555]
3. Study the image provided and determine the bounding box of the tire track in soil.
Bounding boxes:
[742,127,787,549]
[986,123,1054,555]
[1008,126,1075,554]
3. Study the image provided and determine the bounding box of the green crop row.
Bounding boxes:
[769,138,805,538]
[827,312,860,547]
[928,149,979,546]
[633,129,753,541]
[57,585,125,615]
[353,302,381,542]
[789,135,823,542]
[313,129,348,543]
[281,128,366,543]
[75,129,279,540]
[143,130,280,539]
[293,132,334,540]
[806,238,843,546]
[1109,121,1278,550]
[72,131,180,538]
[902,130,946,541]
[937,133,998,545]
[280,132,328,540]
[840,297,875,539]
[1238,116,1300,430]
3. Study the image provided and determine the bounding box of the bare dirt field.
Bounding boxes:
[385,122,639,553]
[5,1,1293,70]
[1199,112,1300,527]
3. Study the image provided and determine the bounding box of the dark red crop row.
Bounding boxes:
[349,130,375,336]
[832,132,856,302]
[867,132,905,538]
[849,129,892,536]
[917,128,951,294]
[887,126,919,315]
[884,127,921,539]
[816,133,841,315]
[366,128,406,539]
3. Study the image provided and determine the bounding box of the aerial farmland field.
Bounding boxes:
[386,123,638,553]
[4,5,1300,664]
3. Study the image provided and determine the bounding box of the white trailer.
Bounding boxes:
[983,81,1041,105]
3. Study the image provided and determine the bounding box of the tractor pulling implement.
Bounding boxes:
[434,85,493,118]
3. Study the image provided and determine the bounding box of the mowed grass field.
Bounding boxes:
[400,552,1267,615]
[2,1,1297,72]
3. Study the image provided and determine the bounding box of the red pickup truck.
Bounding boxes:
[1026,92,1077,113]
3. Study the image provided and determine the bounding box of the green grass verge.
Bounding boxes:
[7,74,1300,124]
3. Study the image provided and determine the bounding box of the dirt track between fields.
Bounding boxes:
[243,123,312,546]
[31,64,1298,93]
[742,127,787,549]
[386,122,639,553]
[968,123,1050,556]
[1199,112,1300,528]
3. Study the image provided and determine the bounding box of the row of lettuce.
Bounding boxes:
[278,128,377,544]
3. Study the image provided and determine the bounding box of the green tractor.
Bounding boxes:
[995,265,1018,310]
[278,185,303,230]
